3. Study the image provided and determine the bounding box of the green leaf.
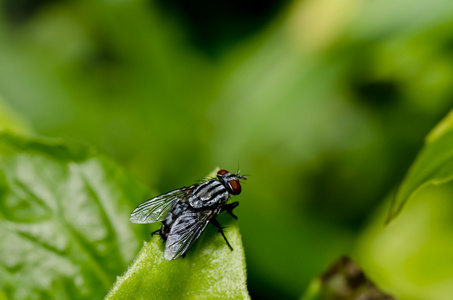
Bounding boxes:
[387,109,453,222]
[106,191,250,299]
[0,132,148,299]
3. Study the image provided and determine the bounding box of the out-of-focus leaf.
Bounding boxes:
[0,95,32,134]
[300,256,394,300]
[387,109,453,222]
[0,132,148,299]
[357,183,453,300]
[106,208,250,299]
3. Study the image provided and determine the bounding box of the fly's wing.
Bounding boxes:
[164,209,216,260]
[130,187,192,224]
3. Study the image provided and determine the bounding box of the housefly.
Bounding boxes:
[130,169,247,260]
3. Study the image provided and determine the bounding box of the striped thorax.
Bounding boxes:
[189,170,245,208]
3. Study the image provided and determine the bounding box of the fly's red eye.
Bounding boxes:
[228,179,242,195]
[217,169,229,176]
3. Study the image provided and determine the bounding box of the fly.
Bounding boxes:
[130,169,247,260]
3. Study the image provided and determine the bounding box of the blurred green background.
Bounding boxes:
[1,0,453,299]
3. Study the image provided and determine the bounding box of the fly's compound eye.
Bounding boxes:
[217,169,229,176]
[228,179,242,195]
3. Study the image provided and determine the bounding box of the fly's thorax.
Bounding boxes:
[188,179,230,209]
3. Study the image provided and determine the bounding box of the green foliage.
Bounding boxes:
[388,109,453,222]
[107,220,249,300]
[0,133,249,299]
[354,110,453,299]
[357,183,453,300]
[2,0,453,298]
[0,132,148,299]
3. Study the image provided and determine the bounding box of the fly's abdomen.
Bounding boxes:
[160,201,190,240]
[188,180,229,208]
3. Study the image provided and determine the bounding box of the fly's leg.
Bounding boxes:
[222,202,239,219]
[210,218,233,251]
[151,225,168,241]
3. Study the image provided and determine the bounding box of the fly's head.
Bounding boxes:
[217,169,247,195]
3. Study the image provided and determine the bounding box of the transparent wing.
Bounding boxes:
[129,188,190,224]
[164,209,216,260]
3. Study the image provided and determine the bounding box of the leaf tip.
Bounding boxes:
[426,109,453,143]
[385,192,401,225]
[384,212,396,225]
